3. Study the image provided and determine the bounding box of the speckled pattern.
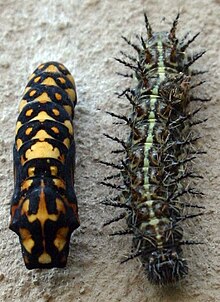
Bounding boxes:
[0,0,219,301]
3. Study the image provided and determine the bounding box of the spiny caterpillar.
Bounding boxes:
[101,14,207,284]
[10,62,79,269]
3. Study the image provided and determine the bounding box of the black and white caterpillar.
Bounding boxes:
[101,14,207,285]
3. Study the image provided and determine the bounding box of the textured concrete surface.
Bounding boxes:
[0,0,219,301]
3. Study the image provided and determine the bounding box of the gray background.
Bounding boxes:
[0,0,219,301]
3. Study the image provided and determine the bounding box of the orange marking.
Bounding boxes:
[52,109,60,116]
[51,126,59,134]
[42,77,57,86]
[29,90,36,97]
[25,127,33,135]
[58,154,65,163]
[55,93,62,100]
[34,76,41,83]
[59,64,66,70]
[53,178,66,189]
[58,77,66,84]
[21,199,30,215]
[20,155,25,165]
[10,206,16,220]
[56,198,66,214]
[26,109,33,117]
[65,88,76,102]
[10,196,25,220]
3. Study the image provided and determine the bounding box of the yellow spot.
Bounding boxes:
[42,77,57,86]
[16,138,23,149]
[36,92,51,103]
[25,141,64,162]
[52,109,60,116]
[28,73,36,81]
[34,76,41,83]
[27,188,57,225]
[28,167,35,177]
[45,64,59,73]
[15,121,22,134]
[55,93,62,100]
[20,155,25,165]
[26,109,33,117]
[59,64,66,70]
[67,74,75,86]
[65,88,76,102]
[29,90,36,97]
[24,86,31,94]
[38,64,45,69]
[38,252,52,264]
[64,120,73,135]
[51,126,59,134]
[63,138,70,148]
[53,178,66,189]
[30,111,54,122]
[19,228,35,253]
[56,198,66,213]
[32,129,52,140]
[25,127,33,135]
[50,166,58,176]
[149,218,160,226]
[58,77,66,84]
[19,99,28,112]
[54,227,69,251]
[21,179,33,191]
[63,105,72,116]
[21,199,30,215]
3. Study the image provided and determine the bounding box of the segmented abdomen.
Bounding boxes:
[10,62,80,269]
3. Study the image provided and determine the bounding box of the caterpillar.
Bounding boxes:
[9,61,79,269]
[101,14,207,285]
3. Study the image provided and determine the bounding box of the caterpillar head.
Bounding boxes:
[146,249,188,285]
[10,186,79,269]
